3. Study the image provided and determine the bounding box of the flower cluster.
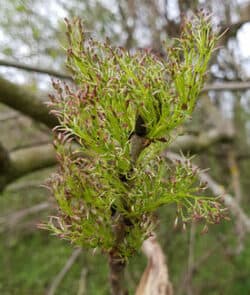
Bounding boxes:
[45,13,225,258]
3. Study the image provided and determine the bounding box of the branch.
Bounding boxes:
[6,179,46,192]
[0,76,58,128]
[0,60,72,80]
[10,143,56,177]
[109,119,150,295]
[228,149,246,254]
[186,223,196,295]
[177,242,221,295]
[77,268,88,295]
[47,248,82,295]
[0,143,56,191]
[169,128,234,153]
[0,202,50,229]
[202,81,250,92]
[0,142,10,173]
[118,2,136,49]
[0,111,19,122]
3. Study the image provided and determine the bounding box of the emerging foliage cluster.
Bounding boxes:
[45,13,226,258]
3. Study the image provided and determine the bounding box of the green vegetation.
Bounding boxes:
[44,14,225,262]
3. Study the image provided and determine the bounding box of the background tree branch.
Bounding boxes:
[0,76,58,128]
[0,143,56,191]
[0,59,72,80]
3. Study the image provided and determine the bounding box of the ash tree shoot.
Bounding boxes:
[44,13,226,294]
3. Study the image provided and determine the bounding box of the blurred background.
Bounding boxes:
[1,0,250,294]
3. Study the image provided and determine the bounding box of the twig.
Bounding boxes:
[0,202,50,229]
[108,127,149,295]
[202,81,250,92]
[169,127,234,153]
[47,248,82,295]
[176,223,196,295]
[177,242,221,295]
[0,59,72,80]
[5,180,47,192]
[228,149,246,254]
[186,222,196,295]
[77,267,88,295]
[228,149,242,203]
